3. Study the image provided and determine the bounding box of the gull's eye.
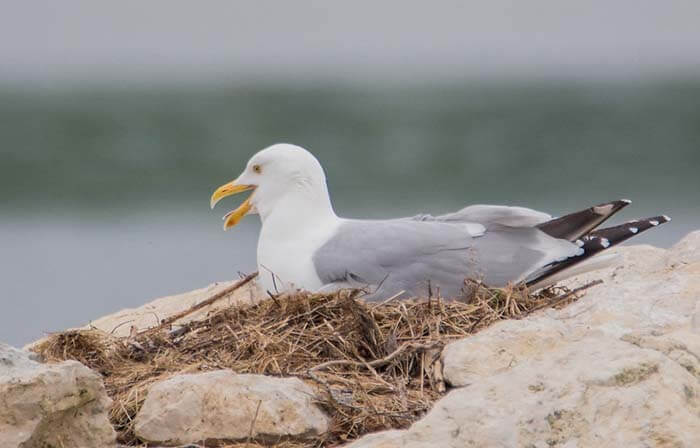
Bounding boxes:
[252,164,262,174]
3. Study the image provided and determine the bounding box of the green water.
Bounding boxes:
[1,80,698,345]
[3,80,699,215]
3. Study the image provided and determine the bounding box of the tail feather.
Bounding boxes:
[586,215,671,245]
[537,199,631,241]
[527,215,671,288]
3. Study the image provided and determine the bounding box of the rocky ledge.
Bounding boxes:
[2,231,699,448]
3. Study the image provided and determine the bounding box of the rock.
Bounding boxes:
[444,241,700,388]
[134,370,329,446]
[664,230,700,266]
[25,278,263,349]
[85,278,263,338]
[0,342,116,448]
[441,317,571,387]
[556,236,700,337]
[348,234,700,447]
[348,334,700,447]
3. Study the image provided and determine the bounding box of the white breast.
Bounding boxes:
[256,215,342,294]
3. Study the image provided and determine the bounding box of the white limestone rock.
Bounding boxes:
[134,370,329,446]
[25,278,263,350]
[0,343,116,448]
[80,278,263,338]
[348,334,700,447]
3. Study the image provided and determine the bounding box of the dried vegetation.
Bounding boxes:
[32,275,596,447]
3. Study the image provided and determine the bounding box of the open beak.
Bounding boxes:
[210,181,255,230]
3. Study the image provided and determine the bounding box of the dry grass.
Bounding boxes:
[31,278,594,447]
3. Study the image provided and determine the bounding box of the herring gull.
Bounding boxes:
[210,143,670,300]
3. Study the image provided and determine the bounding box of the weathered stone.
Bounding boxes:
[82,279,263,338]
[553,244,698,338]
[444,242,700,388]
[24,279,263,350]
[442,317,570,387]
[134,370,329,446]
[348,233,700,447]
[0,343,116,448]
[664,230,700,266]
[349,334,700,447]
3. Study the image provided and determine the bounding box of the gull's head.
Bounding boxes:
[210,143,332,229]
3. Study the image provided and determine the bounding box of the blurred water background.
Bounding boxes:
[1,1,699,346]
[2,81,698,346]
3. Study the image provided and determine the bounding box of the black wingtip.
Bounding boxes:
[537,199,632,241]
[527,214,670,287]
[587,215,671,243]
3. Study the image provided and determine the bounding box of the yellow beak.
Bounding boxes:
[210,181,255,230]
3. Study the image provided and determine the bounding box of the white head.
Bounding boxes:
[210,143,335,229]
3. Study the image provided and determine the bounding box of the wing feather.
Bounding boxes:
[312,218,579,300]
[411,204,551,227]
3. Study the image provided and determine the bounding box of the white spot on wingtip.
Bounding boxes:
[650,220,659,226]
[621,199,632,204]
[600,238,610,248]
[575,239,584,247]
[629,227,639,234]
[593,204,614,215]
[662,215,671,222]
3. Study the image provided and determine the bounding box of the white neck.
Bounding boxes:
[255,181,342,293]
[257,180,338,231]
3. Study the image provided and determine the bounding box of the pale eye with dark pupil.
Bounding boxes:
[252,164,262,174]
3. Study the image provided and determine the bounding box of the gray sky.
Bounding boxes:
[2,0,700,83]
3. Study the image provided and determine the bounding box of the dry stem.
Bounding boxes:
[32,279,589,447]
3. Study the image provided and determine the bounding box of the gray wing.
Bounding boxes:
[411,204,551,227]
[312,218,579,301]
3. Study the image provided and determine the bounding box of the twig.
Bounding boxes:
[522,279,603,316]
[357,354,395,391]
[370,290,407,309]
[110,319,135,335]
[149,272,258,332]
[248,399,263,441]
[266,290,282,307]
[167,325,190,339]
[309,341,443,373]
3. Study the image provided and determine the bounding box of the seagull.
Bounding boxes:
[210,143,670,300]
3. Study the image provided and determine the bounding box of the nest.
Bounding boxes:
[32,276,596,447]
